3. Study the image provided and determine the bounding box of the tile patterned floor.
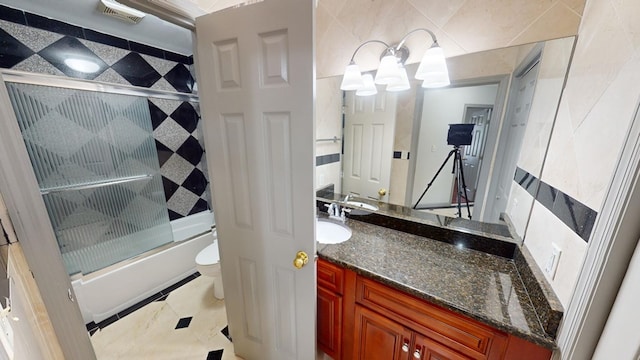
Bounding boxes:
[90,275,243,359]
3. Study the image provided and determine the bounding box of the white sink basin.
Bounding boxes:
[316,219,352,244]
[345,200,379,212]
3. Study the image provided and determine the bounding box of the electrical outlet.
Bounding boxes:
[544,243,562,279]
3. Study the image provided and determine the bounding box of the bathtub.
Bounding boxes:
[71,211,215,324]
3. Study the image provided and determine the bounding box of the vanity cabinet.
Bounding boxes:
[317,258,552,360]
[317,259,345,359]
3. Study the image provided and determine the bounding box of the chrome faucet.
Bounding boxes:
[325,202,349,222]
[343,193,351,203]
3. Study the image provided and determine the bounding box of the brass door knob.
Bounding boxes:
[293,251,309,269]
[378,188,387,197]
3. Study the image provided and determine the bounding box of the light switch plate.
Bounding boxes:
[544,243,562,279]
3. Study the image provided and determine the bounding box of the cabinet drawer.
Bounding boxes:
[318,259,345,294]
[356,277,504,358]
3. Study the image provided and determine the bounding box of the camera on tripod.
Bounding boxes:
[447,123,474,147]
[413,123,475,219]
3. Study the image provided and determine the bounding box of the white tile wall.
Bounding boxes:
[525,202,588,306]
[523,0,640,305]
[317,0,585,78]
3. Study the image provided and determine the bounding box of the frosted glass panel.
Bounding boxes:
[6,82,173,275]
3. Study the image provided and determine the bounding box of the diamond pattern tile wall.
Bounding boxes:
[150,99,210,220]
[0,5,211,221]
[0,7,195,93]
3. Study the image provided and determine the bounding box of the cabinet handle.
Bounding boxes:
[402,339,409,352]
[413,345,422,359]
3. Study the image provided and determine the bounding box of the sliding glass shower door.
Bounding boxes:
[5,82,173,275]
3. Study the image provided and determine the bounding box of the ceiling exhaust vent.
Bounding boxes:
[98,0,146,24]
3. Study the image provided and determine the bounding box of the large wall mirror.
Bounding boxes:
[316,36,576,239]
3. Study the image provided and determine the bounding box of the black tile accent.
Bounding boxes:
[316,153,340,166]
[514,167,539,198]
[162,176,180,201]
[155,293,169,302]
[393,151,401,159]
[130,41,165,59]
[221,326,232,341]
[175,316,193,329]
[156,141,173,167]
[171,102,199,133]
[515,167,598,242]
[164,50,191,65]
[176,136,204,165]
[0,5,27,25]
[38,36,109,80]
[182,168,208,196]
[189,198,210,215]
[0,28,35,68]
[83,29,130,50]
[117,292,165,319]
[85,273,201,331]
[536,182,557,210]
[206,349,224,360]
[86,321,99,334]
[148,101,168,130]
[25,13,84,38]
[552,192,597,242]
[162,273,199,295]
[95,314,119,329]
[164,63,194,93]
[168,209,181,221]
[111,52,161,88]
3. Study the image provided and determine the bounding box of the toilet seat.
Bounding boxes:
[196,240,220,266]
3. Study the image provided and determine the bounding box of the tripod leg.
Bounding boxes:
[456,149,472,220]
[413,149,457,209]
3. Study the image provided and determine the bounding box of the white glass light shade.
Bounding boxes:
[386,65,410,92]
[356,74,377,96]
[374,55,402,84]
[415,45,450,88]
[340,63,364,90]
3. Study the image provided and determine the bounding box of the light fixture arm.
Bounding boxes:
[348,39,391,63]
[395,28,438,51]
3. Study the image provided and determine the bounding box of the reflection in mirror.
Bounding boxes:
[315,36,575,239]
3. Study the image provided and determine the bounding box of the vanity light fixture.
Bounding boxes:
[64,58,101,73]
[339,28,450,94]
[355,73,378,96]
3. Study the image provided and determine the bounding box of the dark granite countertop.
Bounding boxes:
[317,190,516,243]
[316,218,557,349]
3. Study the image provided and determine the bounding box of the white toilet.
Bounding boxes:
[196,231,224,299]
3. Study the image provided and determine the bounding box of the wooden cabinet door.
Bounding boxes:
[354,305,412,360]
[318,286,342,359]
[413,334,472,360]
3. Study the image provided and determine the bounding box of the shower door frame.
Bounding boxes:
[0,69,198,359]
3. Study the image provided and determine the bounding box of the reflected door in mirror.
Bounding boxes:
[343,91,397,201]
[458,106,492,203]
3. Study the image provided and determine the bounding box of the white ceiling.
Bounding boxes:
[0,0,199,55]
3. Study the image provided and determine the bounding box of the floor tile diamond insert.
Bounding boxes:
[90,275,240,359]
[175,316,193,329]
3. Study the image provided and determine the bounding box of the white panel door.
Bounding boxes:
[488,63,539,222]
[343,91,397,201]
[194,1,315,359]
